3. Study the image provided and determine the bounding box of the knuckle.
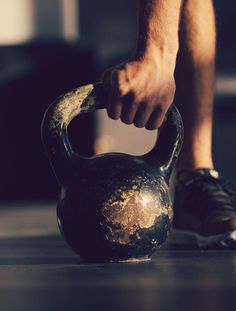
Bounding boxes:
[129,101,139,109]
[156,105,166,114]
[113,71,131,97]
[156,100,170,114]
[139,102,149,111]
[164,94,175,105]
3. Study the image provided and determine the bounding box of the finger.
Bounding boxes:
[120,93,137,124]
[145,107,166,130]
[107,68,130,120]
[107,90,123,120]
[133,104,153,128]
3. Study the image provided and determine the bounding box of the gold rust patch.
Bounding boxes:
[50,84,96,130]
[102,184,172,245]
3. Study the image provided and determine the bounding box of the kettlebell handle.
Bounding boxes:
[144,104,183,180]
[41,83,183,184]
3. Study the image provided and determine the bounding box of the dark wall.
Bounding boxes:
[214,0,236,69]
[79,0,136,67]
[0,44,96,199]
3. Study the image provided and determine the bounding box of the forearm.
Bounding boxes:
[136,0,183,62]
[179,0,216,65]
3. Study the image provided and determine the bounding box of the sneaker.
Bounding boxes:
[170,168,236,249]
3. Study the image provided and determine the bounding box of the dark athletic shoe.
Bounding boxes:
[170,168,236,249]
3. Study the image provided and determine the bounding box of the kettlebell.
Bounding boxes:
[41,83,183,262]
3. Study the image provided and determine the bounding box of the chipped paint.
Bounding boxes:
[50,84,96,131]
[101,176,172,245]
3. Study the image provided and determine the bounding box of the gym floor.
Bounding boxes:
[0,2,235,311]
[1,202,235,311]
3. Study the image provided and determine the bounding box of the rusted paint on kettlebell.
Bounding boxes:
[41,83,184,262]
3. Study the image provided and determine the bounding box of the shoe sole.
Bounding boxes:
[169,228,236,249]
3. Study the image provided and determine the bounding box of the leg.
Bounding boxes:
[171,0,236,248]
[175,0,216,171]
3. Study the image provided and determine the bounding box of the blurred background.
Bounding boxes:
[0,0,235,200]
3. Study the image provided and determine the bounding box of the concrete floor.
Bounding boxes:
[0,202,236,311]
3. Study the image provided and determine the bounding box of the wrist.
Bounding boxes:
[133,42,178,72]
[135,0,182,68]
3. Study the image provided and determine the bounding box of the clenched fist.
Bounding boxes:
[103,56,176,130]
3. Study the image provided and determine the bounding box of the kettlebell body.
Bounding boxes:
[42,83,183,262]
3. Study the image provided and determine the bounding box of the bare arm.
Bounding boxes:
[103,0,183,129]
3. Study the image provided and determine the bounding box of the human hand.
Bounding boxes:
[102,55,176,130]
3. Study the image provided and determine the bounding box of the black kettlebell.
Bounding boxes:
[41,83,183,262]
